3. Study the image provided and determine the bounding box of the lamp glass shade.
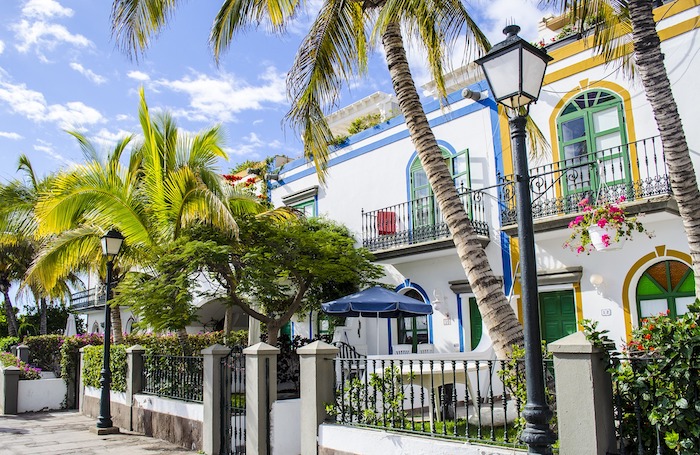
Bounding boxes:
[101,229,124,258]
[476,25,552,109]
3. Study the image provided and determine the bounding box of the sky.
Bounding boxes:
[0,0,555,183]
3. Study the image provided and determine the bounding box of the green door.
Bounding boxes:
[468,297,483,350]
[539,291,577,345]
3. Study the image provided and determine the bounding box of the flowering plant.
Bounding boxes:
[564,196,651,254]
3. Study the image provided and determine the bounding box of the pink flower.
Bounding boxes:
[618,195,626,203]
[577,246,585,254]
[577,198,589,207]
[602,234,611,247]
[597,219,608,228]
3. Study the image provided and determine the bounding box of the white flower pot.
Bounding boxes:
[588,225,625,251]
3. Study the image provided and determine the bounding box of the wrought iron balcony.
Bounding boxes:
[70,287,107,310]
[362,187,489,253]
[498,136,672,226]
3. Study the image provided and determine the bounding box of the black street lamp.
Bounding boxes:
[476,25,555,454]
[96,228,124,433]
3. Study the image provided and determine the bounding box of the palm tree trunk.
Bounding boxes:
[628,0,700,298]
[1,284,19,337]
[381,22,523,359]
[224,305,235,334]
[110,306,124,344]
[39,297,47,335]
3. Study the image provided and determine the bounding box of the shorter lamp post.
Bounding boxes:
[476,24,555,455]
[96,228,124,433]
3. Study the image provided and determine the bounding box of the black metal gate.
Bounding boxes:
[221,346,246,454]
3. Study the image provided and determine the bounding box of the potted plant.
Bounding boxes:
[564,196,652,254]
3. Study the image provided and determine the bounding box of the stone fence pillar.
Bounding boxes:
[298,341,338,455]
[244,342,279,455]
[0,366,20,415]
[202,344,231,455]
[126,345,146,431]
[549,331,616,455]
[16,344,29,364]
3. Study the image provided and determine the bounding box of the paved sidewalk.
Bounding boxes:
[0,410,194,454]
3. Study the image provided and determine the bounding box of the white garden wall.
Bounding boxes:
[17,378,66,413]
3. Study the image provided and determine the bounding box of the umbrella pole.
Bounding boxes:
[377,312,380,355]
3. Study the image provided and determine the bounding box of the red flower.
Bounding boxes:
[644,334,652,340]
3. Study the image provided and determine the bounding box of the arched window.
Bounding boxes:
[409,148,469,241]
[636,260,695,321]
[397,289,429,352]
[556,90,630,204]
[125,317,135,334]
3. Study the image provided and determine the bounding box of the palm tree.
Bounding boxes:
[110,0,525,358]
[32,89,247,342]
[545,1,700,298]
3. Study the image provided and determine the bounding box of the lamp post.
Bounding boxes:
[476,25,555,454]
[96,228,124,433]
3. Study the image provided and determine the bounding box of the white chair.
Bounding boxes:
[417,343,435,354]
[392,344,412,355]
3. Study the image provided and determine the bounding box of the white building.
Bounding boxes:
[269,0,699,354]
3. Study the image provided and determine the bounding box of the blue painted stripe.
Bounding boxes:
[309,311,313,339]
[456,293,464,352]
[387,319,392,355]
[277,82,492,185]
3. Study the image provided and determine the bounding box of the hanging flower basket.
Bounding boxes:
[587,225,625,251]
[564,196,653,254]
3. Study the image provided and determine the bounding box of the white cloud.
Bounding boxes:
[21,0,73,19]
[0,79,104,129]
[0,41,4,55]
[12,19,92,54]
[33,140,75,165]
[115,114,132,122]
[472,0,554,43]
[155,67,287,123]
[92,127,135,151]
[127,70,150,82]
[226,132,284,159]
[70,62,107,85]
[0,131,23,140]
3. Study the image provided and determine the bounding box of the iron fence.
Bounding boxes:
[141,354,204,402]
[332,355,557,448]
[499,136,671,225]
[362,186,490,252]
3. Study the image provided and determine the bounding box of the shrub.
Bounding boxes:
[347,113,382,135]
[0,336,19,353]
[23,334,64,375]
[81,344,127,392]
[584,304,700,455]
[0,352,41,380]
[60,333,104,382]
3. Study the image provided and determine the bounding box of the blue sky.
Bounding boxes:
[0,0,553,183]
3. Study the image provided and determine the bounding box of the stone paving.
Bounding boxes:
[0,411,194,454]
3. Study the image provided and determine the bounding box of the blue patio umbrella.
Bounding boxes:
[321,285,433,318]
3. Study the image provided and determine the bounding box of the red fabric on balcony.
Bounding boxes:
[377,211,396,235]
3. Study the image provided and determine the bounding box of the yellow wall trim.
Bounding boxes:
[544,17,699,86]
[621,247,692,340]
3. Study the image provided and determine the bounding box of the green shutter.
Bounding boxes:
[468,297,483,350]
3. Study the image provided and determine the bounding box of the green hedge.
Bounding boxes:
[81,345,127,392]
[0,336,19,353]
[23,334,64,375]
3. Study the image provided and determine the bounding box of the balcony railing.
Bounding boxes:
[70,287,107,310]
[498,136,671,225]
[362,187,490,252]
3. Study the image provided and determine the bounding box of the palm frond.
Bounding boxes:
[111,0,180,58]
[286,0,367,181]
[209,0,301,62]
